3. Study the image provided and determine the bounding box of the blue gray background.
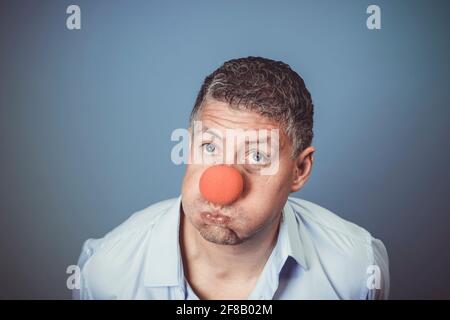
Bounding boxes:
[1,0,449,299]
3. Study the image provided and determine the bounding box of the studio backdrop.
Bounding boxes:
[0,0,449,299]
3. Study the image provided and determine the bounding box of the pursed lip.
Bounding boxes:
[200,211,231,225]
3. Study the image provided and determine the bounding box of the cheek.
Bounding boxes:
[181,166,195,198]
[181,165,206,207]
[245,171,291,200]
[183,164,201,186]
[239,173,291,217]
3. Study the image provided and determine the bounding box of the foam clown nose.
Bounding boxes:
[199,165,244,205]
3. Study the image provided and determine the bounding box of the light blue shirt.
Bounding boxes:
[73,196,389,300]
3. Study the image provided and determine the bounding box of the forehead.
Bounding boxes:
[197,99,289,150]
[199,99,280,131]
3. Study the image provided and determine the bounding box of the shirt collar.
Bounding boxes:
[282,197,310,271]
[144,195,309,288]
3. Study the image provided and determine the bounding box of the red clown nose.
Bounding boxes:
[199,165,244,205]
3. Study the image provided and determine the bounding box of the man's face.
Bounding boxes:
[181,99,297,245]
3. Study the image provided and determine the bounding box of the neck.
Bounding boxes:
[180,211,281,281]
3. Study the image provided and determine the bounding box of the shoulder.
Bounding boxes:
[288,197,373,242]
[85,196,176,250]
[287,196,390,299]
[73,197,178,299]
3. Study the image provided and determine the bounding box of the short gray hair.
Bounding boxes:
[190,56,314,159]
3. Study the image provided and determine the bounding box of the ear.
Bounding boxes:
[290,146,315,193]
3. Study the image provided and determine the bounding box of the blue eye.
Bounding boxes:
[203,143,216,153]
[249,151,268,164]
[253,152,262,162]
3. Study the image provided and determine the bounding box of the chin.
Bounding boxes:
[198,225,244,245]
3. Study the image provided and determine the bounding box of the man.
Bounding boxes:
[74,56,389,300]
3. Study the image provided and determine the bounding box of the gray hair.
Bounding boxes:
[190,56,314,159]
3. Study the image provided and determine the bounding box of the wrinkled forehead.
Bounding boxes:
[198,99,279,127]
